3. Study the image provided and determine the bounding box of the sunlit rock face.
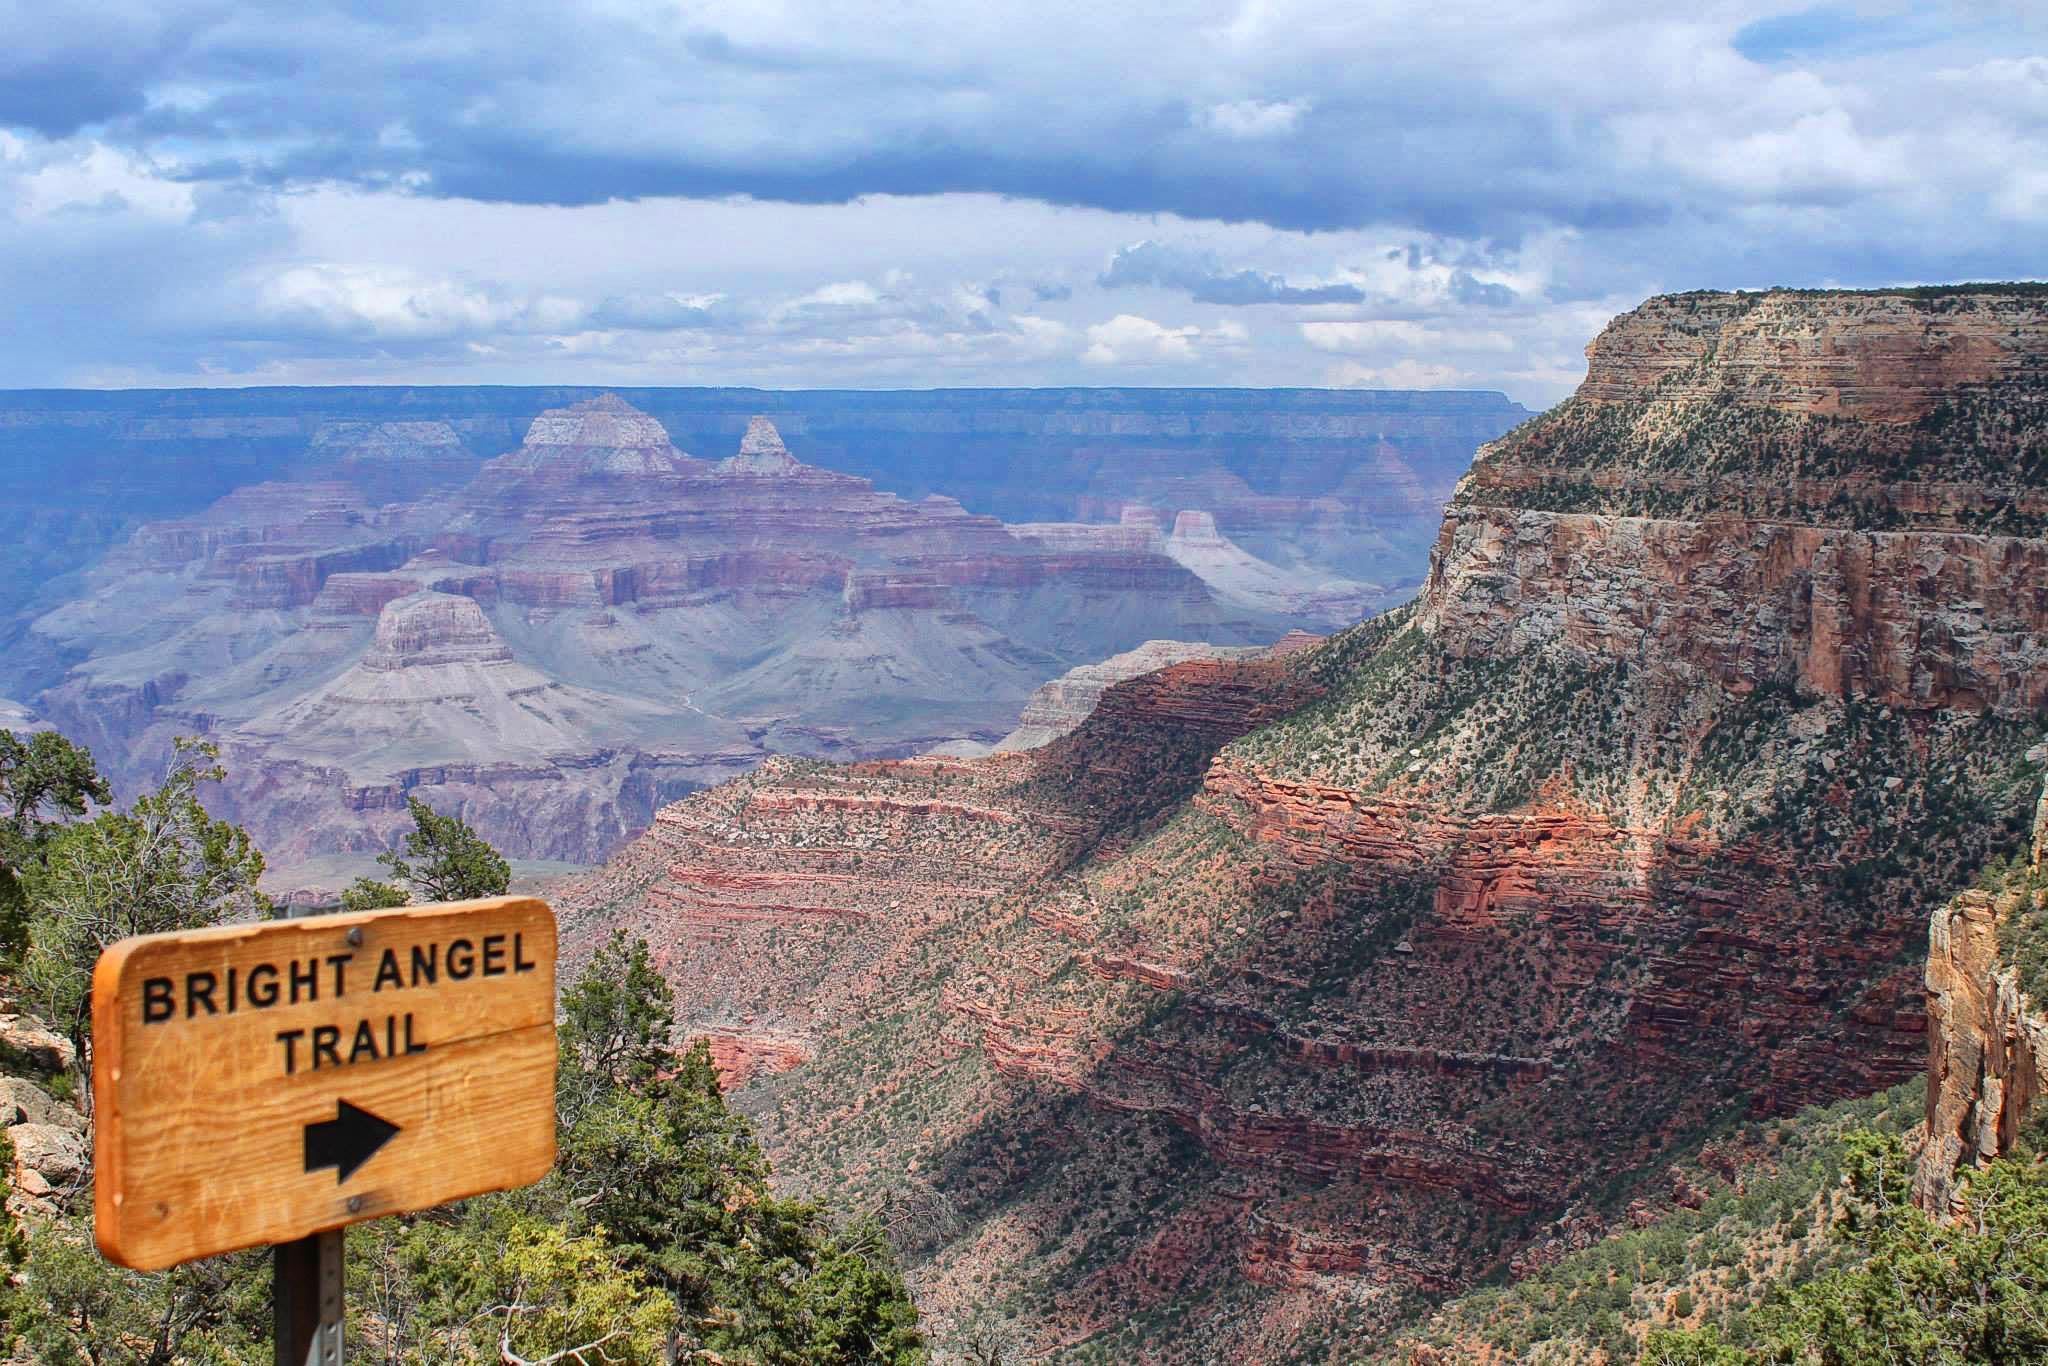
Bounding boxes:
[1915,779,2048,1217]
[555,287,2048,1360]
[722,415,805,476]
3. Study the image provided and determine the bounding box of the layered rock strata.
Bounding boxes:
[25,398,1361,866]
[558,286,2048,1361]
[989,640,1266,752]
[0,385,1528,647]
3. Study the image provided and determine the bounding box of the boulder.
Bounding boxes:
[0,1015,75,1076]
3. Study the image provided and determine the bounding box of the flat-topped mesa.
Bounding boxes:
[360,592,514,671]
[1460,285,2048,530]
[718,415,806,476]
[1168,509,1224,544]
[1425,285,2048,717]
[1575,288,2048,418]
[1119,505,1168,537]
[481,394,699,481]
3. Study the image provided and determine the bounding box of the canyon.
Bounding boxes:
[555,286,2048,1360]
[0,388,1523,887]
[0,386,1527,643]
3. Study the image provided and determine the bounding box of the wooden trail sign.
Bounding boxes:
[92,895,558,1272]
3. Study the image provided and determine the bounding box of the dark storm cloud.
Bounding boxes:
[0,1,1685,237]
[1099,241,1367,305]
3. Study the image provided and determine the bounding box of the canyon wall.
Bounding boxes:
[557,286,2048,1361]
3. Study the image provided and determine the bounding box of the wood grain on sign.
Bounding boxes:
[92,896,558,1270]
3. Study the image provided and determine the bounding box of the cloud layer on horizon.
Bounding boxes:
[0,1,2043,403]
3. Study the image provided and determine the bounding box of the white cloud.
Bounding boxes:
[789,280,884,309]
[253,264,581,341]
[1302,321,1515,353]
[1200,98,1309,139]
[9,139,195,220]
[1082,314,1206,365]
[1081,313,1253,366]
[1328,358,1468,389]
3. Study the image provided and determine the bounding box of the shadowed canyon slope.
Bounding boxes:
[0,389,1527,879]
[556,286,2048,1360]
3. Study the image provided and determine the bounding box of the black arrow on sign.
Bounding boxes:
[303,1100,400,1184]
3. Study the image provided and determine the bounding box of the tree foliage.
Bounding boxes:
[364,795,510,905]
[20,738,267,1074]
[556,929,676,1127]
[0,727,924,1361]
[1642,1130,2048,1366]
[354,1204,678,1364]
[9,1221,266,1365]
[1642,1324,1749,1365]
[1753,1131,2048,1364]
[339,876,409,913]
[0,728,111,963]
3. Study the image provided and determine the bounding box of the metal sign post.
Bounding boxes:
[275,1229,344,1366]
[272,904,347,1366]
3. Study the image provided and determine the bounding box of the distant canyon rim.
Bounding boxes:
[0,385,1526,890]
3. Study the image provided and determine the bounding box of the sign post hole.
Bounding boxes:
[89,895,561,1363]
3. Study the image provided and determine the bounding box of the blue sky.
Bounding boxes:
[0,1,2042,404]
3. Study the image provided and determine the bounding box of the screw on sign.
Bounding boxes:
[90,895,559,1365]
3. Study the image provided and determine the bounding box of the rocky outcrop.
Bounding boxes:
[361,591,511,668]
[479,394,701,483]
[991,640,1264,752]
[0,1013,85,1220]
[721,415,805,476]
[1421,508,2048,717]
[1914,782,2048,1215]
[697,1033,812,1090]
[1460,287,2048,534]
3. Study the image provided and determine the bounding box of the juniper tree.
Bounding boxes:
[21,738,267,1081]
[344,795,511,908]
[0,729,110,962]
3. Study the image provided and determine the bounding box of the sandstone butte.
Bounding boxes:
[554,285,2048,1361]
[11,400,1409,885]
